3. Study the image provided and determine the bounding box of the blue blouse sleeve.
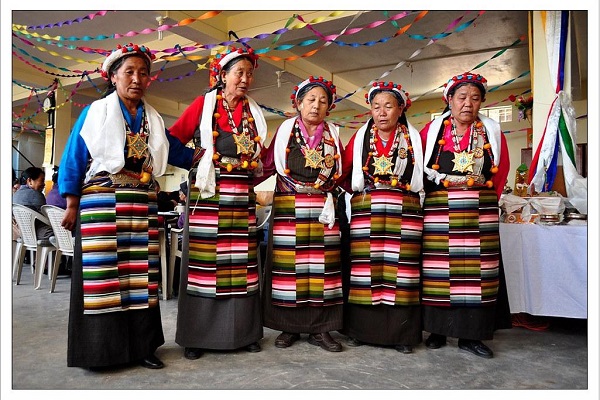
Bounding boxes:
[58,107,91,197]
[166,129,195,170]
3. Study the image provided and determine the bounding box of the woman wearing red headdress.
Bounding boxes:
[59,43,180,370]
[167,47,267,359]
[259,76,345,352]
[419,72,512,359]
[338,81,424,354]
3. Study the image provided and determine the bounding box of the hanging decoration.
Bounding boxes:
[528,11,586,214]
[334,11,486,105]
[18,11,112,30]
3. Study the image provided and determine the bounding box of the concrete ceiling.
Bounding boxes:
[11,10,588,130]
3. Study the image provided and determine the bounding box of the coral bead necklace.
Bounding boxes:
[362,123,414,189]
[211,93,261,171]
[283,119,339,191]
[432,117,498,188]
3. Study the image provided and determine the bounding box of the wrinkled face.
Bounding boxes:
[370,92,403,133]
[298,86,329,125]
[221,58,254,100]
[448,83,483,125]
[111,56,150,103]
[27,173,45,192]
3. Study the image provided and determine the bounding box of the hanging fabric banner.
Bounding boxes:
[527,11,586,213]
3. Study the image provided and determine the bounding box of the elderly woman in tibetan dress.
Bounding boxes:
[59,43,184,370]
[338,81,424,354]
[419,72,512,359]
[259,76,345,352]
[166,47,268,360]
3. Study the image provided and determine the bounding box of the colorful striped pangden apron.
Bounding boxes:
[186,169,259,298]
[80,176,160,314]
[270,192,343,307]
[421,188,500,307]
[348,189,423,306]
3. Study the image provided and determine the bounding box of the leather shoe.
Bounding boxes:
[346,337,363,347]
[245,342,261,353]
[140,354,164,369]
[184,347,203,360]
[458,339,494,359]
[395,344,413,354]
[274,332,300,348]
[425,333,446,349]
[308,332,342,352]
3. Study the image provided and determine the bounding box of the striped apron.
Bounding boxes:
[270,191,343,307]
[185,168,259,298]
[80,175,160,314]
[348,189,422,305]
[421,188,500,307]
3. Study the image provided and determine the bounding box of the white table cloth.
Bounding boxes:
[500,222,587,319]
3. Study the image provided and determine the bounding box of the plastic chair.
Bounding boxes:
[41,205,74,293]
[168,226,183,299]
[256,205,272,230]
[12,204,56,289]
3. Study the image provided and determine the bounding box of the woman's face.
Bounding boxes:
[27,173,45,192]
[221,58,255,100]
[298,86,329,125]
[110,56,150,103]
[448,83,483,125]
[370,92,403,133]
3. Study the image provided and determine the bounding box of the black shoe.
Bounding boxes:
[308,332,343,352]
[274,332,301,348]
[395,344,413,354]
[184,347,203,360]
[140,354,164,369]
[425,333,446,349]
[246,342,261,353]
[346,337,363,347]
[458,339,494,359]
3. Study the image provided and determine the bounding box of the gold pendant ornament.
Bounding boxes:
[473,147,484,158]
[233,132,255,155]
[372,155,394,175]
[126,134,148,159]
[324,153,335,168]
[452,151,475,173]
[398,147,408,159]
[304,148,325,169]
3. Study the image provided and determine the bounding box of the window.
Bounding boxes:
[431,105,513,123]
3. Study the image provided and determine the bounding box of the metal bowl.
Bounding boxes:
[539,214,561,225]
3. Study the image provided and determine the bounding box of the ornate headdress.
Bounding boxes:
[365,81,411,110]
[290,76,337,111]
[101,43,155,80]
[442,72,488,102]
[208,47,259,88]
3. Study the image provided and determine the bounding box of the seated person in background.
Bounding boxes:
[12,169,22,241]
[44,167,72,274]
[45,168,67,209]
[13,166,53,240]
[13,168,21,193]
[171,180,188,297]
[177,181,187,229]
[157,191,178,212]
